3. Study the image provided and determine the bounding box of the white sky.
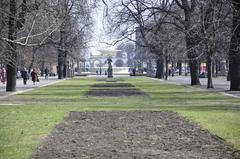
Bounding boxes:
[90,2,117,55]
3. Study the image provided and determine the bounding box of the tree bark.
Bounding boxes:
[229,0,240,91]
[6,0,17,92]
[212,59,215,77]
[179,0,200,85]
[58,51,65,79]
[155,58,164,79]
[186,36,200,85]
[58,28,67,79]
[188,59,200,85]
[215,59,219,77]
[171,61,175,77]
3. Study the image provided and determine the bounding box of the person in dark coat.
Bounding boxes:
[21,68,28,85]
[132,68,136,76]
[31,69,38,85]
[44,67,49,80]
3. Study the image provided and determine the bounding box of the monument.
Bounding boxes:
[99,49,121,78]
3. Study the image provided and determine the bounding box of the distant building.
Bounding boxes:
[88,53,127,68]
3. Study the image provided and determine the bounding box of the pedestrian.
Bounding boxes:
[0,66,6,84]
[31,68,38,85]
[21,68,28,85]
[44,67,49,80]
[132,68,136,76]
[99,67,102,76]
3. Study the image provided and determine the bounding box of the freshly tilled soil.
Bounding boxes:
[30,111,239,159]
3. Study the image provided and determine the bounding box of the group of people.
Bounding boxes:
[129,68,136,76]
[96,67,103,76]
[0,66,45,85]
[20,68,40,85]
[22,67,50,85]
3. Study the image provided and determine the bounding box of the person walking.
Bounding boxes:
[132,68,136,76]
[99,67,102,76]
[31,69,38,85]
[21,68,28,85]
[44,67,49,80]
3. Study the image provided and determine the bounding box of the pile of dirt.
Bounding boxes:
[86,83,146,96]
[30,111,239,159]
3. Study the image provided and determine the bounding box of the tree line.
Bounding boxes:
[104,0,240,91]
[0,0,96,91]
[1,0,239,91]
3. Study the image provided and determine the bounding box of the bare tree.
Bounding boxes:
[197,0,231,88]
[117,42,135,67]
[1,0,60,91]
[44,0,93,79]
[105,0,176,78]
[0,0,94,91]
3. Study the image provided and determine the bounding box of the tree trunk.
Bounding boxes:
[212,59,215,77]
[186,38,200,85]
[6,0,17,92]
[226,60,230,81]
[215,59,219,77]
[188,59,200,85]
[183,3,200,86]
[171,61,175,77]
[58,28,67,79]
[184,61,188,76]
[229,0,240,91]
[63,55,67,78]
[207,50,214,88]
[58,51,64,79]
[155,58,164,79]
[77,59,80,73]
[165,55,169,80]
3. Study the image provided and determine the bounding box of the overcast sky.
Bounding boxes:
[90,1,117,55]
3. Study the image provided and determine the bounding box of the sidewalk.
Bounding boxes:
[157,75,240,98]
[0,77,61,99]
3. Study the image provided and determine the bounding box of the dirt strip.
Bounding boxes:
[30,111,239,159]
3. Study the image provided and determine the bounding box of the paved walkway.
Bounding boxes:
[158,75,240,98]
[0,77,61,99]
[1,75,239,99]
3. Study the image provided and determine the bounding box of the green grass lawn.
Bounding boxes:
[0,77,240,159]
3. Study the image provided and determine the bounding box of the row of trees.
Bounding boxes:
[0,0,95,91]
[105,0,240,91]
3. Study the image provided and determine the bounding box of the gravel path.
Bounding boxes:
[30,111,238,159]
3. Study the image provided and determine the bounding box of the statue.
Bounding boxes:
[107,56,113,78]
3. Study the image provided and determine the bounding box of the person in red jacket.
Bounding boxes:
[31,69,38,85]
